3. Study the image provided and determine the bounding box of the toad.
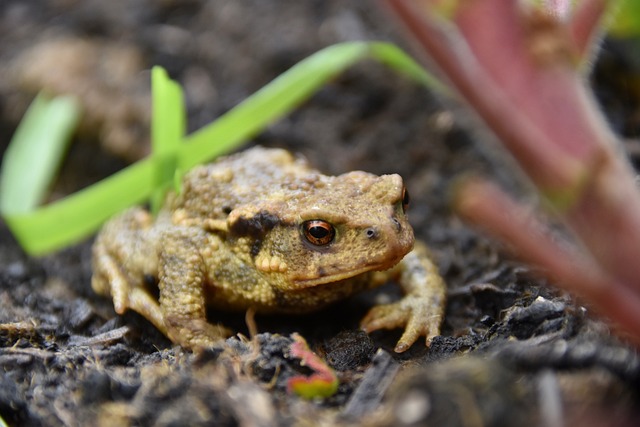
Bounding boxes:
[92,146,446,352]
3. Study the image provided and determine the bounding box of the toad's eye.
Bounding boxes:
[402,187,410,213]
[302,220,335,246]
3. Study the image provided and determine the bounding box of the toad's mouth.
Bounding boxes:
[290,253,405,288]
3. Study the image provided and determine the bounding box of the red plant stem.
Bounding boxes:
[386,0,640,293]
[545,0,571,20]
[455,179,640,347]
[566,153,640,292]
[452,0,606,160]
[570,0,609,60]
[386,0,584,191]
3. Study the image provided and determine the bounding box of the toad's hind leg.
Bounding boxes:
[91,209,169,337]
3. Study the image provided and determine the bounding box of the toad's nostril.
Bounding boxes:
[391,217,402,232]
[365,227,378,239]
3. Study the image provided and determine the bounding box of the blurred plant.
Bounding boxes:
[608,0,640,37]
[0,94,80,215]
[386,0,640,346]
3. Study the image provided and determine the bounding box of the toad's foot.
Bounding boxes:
[361,294,443,352]
[361,242,446,353]
[164,316,232,350]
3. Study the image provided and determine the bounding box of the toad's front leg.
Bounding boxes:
[92,208,169,335]
[158,229,230,350]
[361,241,446,352]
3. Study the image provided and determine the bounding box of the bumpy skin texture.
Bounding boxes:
[92,147,446,352]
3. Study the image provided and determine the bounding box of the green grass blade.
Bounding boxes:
[151,66,185,155]
[2,41,442,255]
[368,42,450,95]
[4,159,155,254]
[150,66,186,212]
[0,94,80,214]
[180,42,443,168]
[179,42,372,169]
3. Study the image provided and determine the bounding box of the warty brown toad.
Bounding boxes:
[92,146,446,352]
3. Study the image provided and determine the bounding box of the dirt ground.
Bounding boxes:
[1,1,639,426]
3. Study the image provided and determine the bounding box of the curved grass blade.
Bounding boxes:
[368,42,449,94]
[0,94,80,215]
[2,41,441,255]
[4,160,155,254]
[180,41,443,169]
[179,42,370,169]
[150,66,186,213]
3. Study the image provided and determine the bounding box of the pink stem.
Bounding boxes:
[545,0,572,20]
[387,0,640,294]
[570,0,609,61]
[387,0,585,190]
[455,179,640,346]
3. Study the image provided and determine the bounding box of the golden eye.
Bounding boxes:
[402,187,410,213]
[302,220,335,246]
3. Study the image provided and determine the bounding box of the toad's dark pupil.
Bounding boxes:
[309,226,329,238]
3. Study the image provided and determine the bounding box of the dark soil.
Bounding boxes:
[1,1,639,426]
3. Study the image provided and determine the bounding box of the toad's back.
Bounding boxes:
[171,146,317,221]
